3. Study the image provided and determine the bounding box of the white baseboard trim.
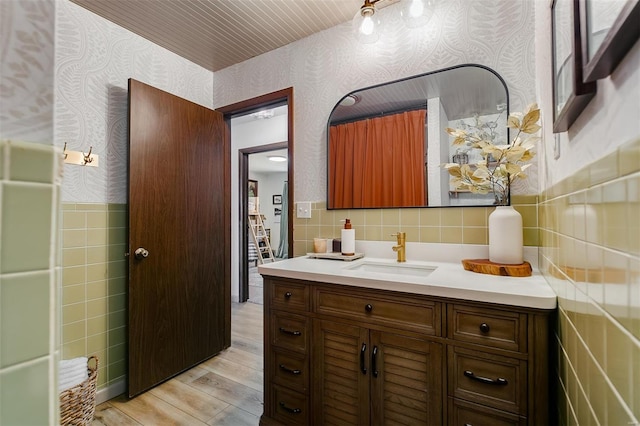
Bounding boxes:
[95,379,126,405]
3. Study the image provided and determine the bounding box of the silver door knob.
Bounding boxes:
[134,247,149,260]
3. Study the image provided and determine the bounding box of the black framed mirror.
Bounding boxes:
[551,0,596,133]
[326,64,509,210]
[580,0,640,82]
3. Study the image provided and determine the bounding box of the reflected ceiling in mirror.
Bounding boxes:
[327,64,509,209]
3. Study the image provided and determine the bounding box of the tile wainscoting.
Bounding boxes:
[61,203,128,391]
[540,137,640,425]
[0,140,61,425]
[292,195,538,257]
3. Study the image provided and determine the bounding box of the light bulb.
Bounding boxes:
[400,0,436,29]
[360,15,374,35]
[409,0,424,17]
[352,5,383,44]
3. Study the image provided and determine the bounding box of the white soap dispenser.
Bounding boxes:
[341,218,355,256]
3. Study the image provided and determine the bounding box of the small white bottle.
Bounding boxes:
[341,218,355,256]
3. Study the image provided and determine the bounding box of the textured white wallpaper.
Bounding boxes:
[534,0,640,190]
[213,0,537,202]
[0,0,55,144]
[55,0,214,203]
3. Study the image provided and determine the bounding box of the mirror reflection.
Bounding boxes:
[327,64,509,209]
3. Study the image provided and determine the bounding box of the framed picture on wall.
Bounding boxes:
[273,194,282,205]
[248,180,258,197]
[579,0,640,82]
[274,207,281,216]
[551,0,596,133]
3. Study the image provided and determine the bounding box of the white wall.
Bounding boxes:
[1,0,55,144]
[55,0,213,203]
[213,0,538,202]
[534,0,640,190]
[427,97,446,206]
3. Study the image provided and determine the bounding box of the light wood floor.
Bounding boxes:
[92,302,263,426]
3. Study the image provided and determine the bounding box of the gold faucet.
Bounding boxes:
[391,232,406,262]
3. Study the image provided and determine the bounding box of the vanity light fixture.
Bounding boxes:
[353,0,436,44]
[268,155,287,162]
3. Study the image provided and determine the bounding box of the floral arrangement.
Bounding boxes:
[443,103,541,205]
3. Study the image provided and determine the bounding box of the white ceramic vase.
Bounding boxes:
[488,206,523,265]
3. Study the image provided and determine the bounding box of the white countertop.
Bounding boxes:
[258,255,557,310]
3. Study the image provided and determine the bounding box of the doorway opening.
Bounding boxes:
[218,88,294,304]
[242,145,288,304]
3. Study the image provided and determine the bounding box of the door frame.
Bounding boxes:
[217,88,294,302]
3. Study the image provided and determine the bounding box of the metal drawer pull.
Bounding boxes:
[284,292,292,298]
[360,343,367,374]
[279,402,301,414]
[463,370,508,385]
[372,346,379,378]
[479,322,490,333]
[365,304,373,312]
[279,327,302,336]
[279,364,301,375]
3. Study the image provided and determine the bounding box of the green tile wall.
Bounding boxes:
[61,203,128,389]
[293,195,538,256]
[0,140,60,425]
[540,138,640,425]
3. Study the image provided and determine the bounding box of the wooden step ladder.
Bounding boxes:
[249,213,275,264]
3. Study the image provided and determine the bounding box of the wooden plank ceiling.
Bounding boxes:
[69,0,367,72]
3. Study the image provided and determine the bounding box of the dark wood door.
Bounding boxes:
[370,330,443,425]
[127,79,230,397]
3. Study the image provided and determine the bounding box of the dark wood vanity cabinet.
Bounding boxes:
[261,277,553,426]
[312,285,444,424]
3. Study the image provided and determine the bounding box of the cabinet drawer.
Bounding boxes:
[315,288,439,335]
[272,349,309,393]
[448,304,526,352]
[271,385,310,425]
[269,279,310,312]
[271,312,309,354]
[448,346,527,415]
[448,397,526,426]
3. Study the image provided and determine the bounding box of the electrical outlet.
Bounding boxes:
[297,202,312,219]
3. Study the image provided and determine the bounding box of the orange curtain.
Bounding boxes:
[329,110,426,208]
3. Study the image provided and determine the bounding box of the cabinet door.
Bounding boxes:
[370,330,443,425]
[313,319,370,425]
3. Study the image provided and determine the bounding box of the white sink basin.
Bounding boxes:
[346,261,437,278]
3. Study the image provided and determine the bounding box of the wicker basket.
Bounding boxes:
[59,356,98,426]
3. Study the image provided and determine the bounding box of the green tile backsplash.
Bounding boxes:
[1,272,51,367]
[0,140,60,424]
[60,202,128,390]
[0,358,51,425]
[1,183,53,273]
[8,141,57,184]
[293,197,538,256]
[540,138,640,424]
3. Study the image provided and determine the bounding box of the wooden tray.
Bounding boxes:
[307,252,364,261]
[462,259,532,277]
